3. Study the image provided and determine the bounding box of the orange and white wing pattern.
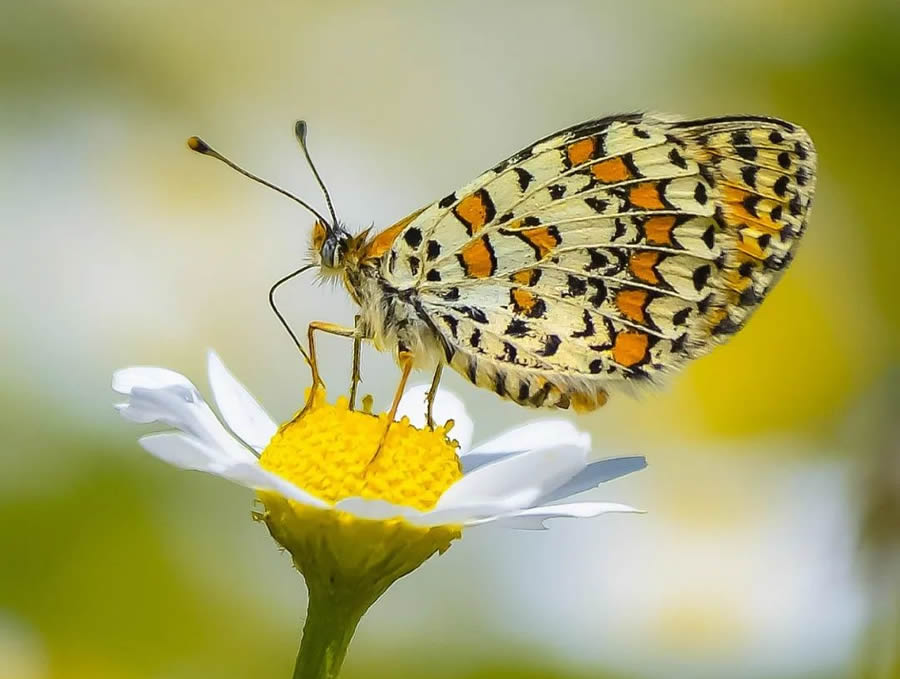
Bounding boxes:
[381,114,816,410]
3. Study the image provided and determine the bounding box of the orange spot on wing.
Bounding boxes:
[363,208,424,259]
[615,288,649,323]
[629,182,666,210]
[722,186,780,232]
[567,137,596,166]
[571,390,608,412]
[703,307,729,332]
[511,288,538,314]
[454,190,492,234]
[511,269,535,285]
[628,251,661,284]
[459,236,495,278]
[737,230,767,259]
[644,215,676,246]
[591,157,632,184]
[520,226,559,259]
[612,331,649,368]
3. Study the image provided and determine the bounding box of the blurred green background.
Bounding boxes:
[2,1,898,677]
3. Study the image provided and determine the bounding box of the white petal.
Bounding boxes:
[207,350,278,452]
[138,433,328,507]
[139,432,221,472]
[221,463,329,507]
[435,444,588,514]
[334,497,423,520]
[412,501,526,526]
[540,456,647,503]
[112,366,193,393]
[114,368,256,464]
[463,419,590,472]
[481,501,644,530]
[396,385,473,453]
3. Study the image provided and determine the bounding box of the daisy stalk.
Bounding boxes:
[113,351,646,678]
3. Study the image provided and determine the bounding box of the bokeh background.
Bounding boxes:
[2,1,899,678]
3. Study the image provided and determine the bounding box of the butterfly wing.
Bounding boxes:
[379,114,816,410]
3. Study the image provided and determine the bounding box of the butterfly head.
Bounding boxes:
[311,219,351,272]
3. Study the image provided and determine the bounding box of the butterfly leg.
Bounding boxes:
[425,363,443,429]
[368,351,414,464]
[302,321,358,412]
[349,315,362,411]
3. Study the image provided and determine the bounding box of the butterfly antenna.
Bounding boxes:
[294,120,339,228]
[186,135,332,226]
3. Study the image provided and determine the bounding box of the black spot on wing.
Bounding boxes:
[517,381,529,402]
[459,306,488,324]
[438,193,456,208]
[565,275,587,297]
[668,147,688,170]
[672,307,691,326]
[466,356,478,383]
[741,165,758,189]
[442,314,458,339]
[539,334,561,357]
[505,319,529,337]
[742,194,761,218]
[773,175,790,197]
[426,240,441,260]
[403,228,422,247]
[692,264,712,291]
[572,309,595,338]
[493,370,507,397]
[737,146,758,161]
[514,167,534,191]
[585,197,608,214]
[694,182,708,205]
[502,342,518,364]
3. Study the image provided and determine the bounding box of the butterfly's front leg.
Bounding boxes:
[306,320,359,403]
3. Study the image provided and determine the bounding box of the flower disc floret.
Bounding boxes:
[259,391,463,511]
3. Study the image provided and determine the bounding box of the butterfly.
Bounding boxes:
[189,113,816,433]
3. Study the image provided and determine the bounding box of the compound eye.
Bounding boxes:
[321,239,337,267]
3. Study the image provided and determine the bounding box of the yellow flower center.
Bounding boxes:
[259,390,463,510]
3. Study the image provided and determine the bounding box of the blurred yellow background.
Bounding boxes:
[2,1,898,678]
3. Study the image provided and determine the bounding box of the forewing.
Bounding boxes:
[381,113,816,407]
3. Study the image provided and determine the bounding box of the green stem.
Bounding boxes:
[291,585,374,679]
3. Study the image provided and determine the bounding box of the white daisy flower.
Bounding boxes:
[112,350,645,678]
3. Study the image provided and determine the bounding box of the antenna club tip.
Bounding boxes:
[294,120,308,140]
[187,136,210,153]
